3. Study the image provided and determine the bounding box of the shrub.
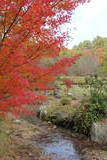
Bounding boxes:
[73,75,107,136]
[60,98,71,105]
[73,108,100,135]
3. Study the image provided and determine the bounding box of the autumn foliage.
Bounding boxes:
[0,0,89,116]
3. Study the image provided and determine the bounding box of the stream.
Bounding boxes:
[37,130,80,160]
[31,118,81,160]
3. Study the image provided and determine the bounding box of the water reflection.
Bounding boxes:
[37,132,80,160]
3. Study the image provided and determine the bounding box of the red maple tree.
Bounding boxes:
[0,0,89,116]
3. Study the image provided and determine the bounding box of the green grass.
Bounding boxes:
[46,103,76,115]
[0,132,11,155]
[71,76,86,84]
[69,85,90,98]
[0,121,12,157]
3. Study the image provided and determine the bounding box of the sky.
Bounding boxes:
[66,0,107,48]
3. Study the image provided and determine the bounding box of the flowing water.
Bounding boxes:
[32,119,81,160]
[38,131,80,160]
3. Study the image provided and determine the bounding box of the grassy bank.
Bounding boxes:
[38,76,107,136]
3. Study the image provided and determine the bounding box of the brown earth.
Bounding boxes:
[0,117,107,160]
[0,119,51,160]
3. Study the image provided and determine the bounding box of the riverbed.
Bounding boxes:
[30,118,81,160]
[28,117,107,160]
[35,128,80,160]
[0,116,106,160]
